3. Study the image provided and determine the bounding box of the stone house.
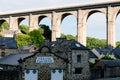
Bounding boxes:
[0,38,91,80]
[0,37,18,58]
[91,48,116,60]
[91,60,120,79]
[19,45,37,54]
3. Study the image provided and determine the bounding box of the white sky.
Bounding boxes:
[0,0,120,41]
[0,0,117,13]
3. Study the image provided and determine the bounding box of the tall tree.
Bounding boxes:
[61,33,77,40]
[19,24,29,34]
[16,33,31,47]
[87,37,106,49]
[40,24,51,41]
[29,28,45,47]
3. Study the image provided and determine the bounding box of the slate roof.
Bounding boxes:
[40,38,89,59]
[0,37,18,49]
[0,38,90,66]
[92,48,111,55]
[0,53,33,66]
[20,45,34,50]
[101,60,120,67]
[111,48,120,59]
[89,51,97,58]
[91,48,111,59]
[49,38,88,51]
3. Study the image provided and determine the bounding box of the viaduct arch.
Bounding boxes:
[0,1,120,49]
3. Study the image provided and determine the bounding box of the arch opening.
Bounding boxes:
[0,20,9,31]
[86,12,106,49]
[115,10,120,48]
[38,16,51,41]
[18,18,29,34]
[87,10,103,21]
[61,14,77,40]
[61,13,72,21]
[0,20,9,37]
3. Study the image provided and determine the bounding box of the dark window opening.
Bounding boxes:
[77,55,81,63]
[1,52,5,57]
[75,68,82,74]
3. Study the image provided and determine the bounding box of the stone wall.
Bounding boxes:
[0,49,19,58]
[23,52,67,80]
[22,49,91,80]
[70,50,91,80]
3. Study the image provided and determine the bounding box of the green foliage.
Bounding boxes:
[0,21,9,32]
[61,34,106,49]
[19,25,29,34]
[101,53,115,60]
[116,41,120,48]
[61,33,77,40]
[87,37,106,49]
[0,34,2,37]
[0,28,2,32]
[29,29,45,47]
[40,24,51,41]
[16,34,31,47]
[2,21,9,30]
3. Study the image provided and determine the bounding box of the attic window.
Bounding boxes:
[41,47,50,53]
[51,44,55,47]
[75,43,81,47]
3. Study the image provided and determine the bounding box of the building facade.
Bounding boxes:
[0,38,91,80]
[0,37,18,58]
[21,38,91,80]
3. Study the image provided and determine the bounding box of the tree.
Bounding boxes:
[87,37,106,49]
[0,21,9,32]
[29,29,45,47]
[0,34,2,37]
[101,53,115,60]
[40,24,51,41]
[2,21,9,30]
[116,41,120,48]
[19,25,29,34]
[61,33,77,40]
[16,33,31,47]
[61,34,106,49]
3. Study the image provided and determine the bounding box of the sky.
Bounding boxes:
[0,0,120,41]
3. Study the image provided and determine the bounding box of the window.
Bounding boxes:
[1,52,5,57]
[77,55,81,63]
[40,47,50,53]
[75,68,82,74]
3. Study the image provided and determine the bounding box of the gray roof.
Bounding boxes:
[50,38,88,51]
[0,37,18,49]
[20,45,34,50]
[102,60,120,67]
[89,51,97,58]
[92,48,111,55]
[111,48,120,59]
[0,53,33,66]
[41,38,89,59]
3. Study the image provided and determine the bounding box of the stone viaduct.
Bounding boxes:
[0,1,120,49]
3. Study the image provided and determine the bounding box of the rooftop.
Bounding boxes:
[0,37,18,49]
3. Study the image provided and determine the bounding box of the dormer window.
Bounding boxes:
[40,46,50,53]
[75,43,81,47]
